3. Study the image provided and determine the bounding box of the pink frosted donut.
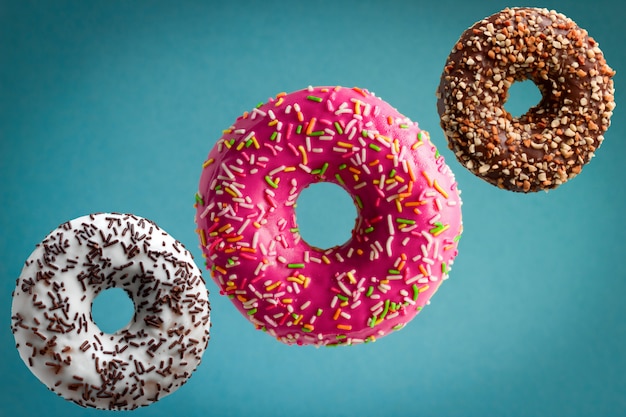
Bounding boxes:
[195,86,463,346]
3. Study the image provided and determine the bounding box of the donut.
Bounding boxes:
[194,86,463,346]
[10,213,211,410]
[436,7,616,192]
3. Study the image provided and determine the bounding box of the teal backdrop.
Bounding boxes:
[1,1,625,416]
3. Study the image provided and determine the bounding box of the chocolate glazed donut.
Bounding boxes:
[436,7,615,192]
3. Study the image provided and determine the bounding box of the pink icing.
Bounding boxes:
[195,86,462,346]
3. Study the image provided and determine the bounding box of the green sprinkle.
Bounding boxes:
[336,334,347,340]
[227,258,235,265]
[361,129,369,138]
[264,175,278,189]
[228,138,236,146]
[370,315,377,328]
[389,169,397,178]
[296,125,303,134]
[380,299,390,320]
[334,121,344,134]
[400,123,409,129]
[412,284,419,301]
[194,192,204,206]
[247,308,257,315]
[392,323,405,330]
[369,143,381,152]
[287,263,305,269]
[417,132,425,142]
[339,163,347,170]
[316,308,323,317]
[320,162,329,175]
[366,286,374,297]
[435,149,440,158]
[256,102,264,108]
[453,234,462,242]
[388,269,401,275]
[336,294,349,302]
[354,195,363,209]
[430,222,445,234]
[441,262,448,274]
[364,226,374,234]
[306,95,323,102]
[270,131,278,141]
[292,312,300,319]
[396,218,416,225]
[309,130,325,136]
[290,228,299,233]
[335,173,345,185]
[245,138,254,148]
[311,169,322,175]
[302,326,313,332]
[228,294,235,299]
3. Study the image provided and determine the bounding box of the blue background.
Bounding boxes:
[1,1,625,416]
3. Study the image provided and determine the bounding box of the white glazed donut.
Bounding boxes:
[10,213,211,410]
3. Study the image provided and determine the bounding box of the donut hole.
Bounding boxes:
[504,79,543,118]
[295,182,358,250]
[91,287,135,334]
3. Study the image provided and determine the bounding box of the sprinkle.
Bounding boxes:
[433,180,449,198]
[264,176,279,189]
[307,95,323,102]
[337,324,352,331]
[287,263,305,269]
[369,143,381,152]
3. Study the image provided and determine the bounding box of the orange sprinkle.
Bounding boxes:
[387,115,394,125]
[240,247,257,253]
[306,117,317,135]
[422,171,433,186]
[218,224,232,233]
[297,111,304,122]
[226,235,243,243]
[293,315,303,325]
[352,87,367,97]
[236,295,248,302]
[215,265,227,275]
[333,308,342,320]
[405,201,426,207]
[369,159,380,166]
[407,164,416,182]
[419,264,429,277]
[253,221,262,228]
[337,324,352,331]
[303,323,314,331]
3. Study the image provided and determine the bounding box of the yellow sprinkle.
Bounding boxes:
[395,199,403,213]
[287,276,305,285]
[298,145,308,165]
[411,140,423,150]
[202,158,215,168]
[337,141,353,148]
[354,100,361,115]
[321,255,331,265]
[303,276,311,288]
[433,180,449,198]
[266,281,282,291]
[268,119,278,126]
[418,284,430,293]
[393,139,400,154]
[225,187,238,198]
[293,314,303,325]
[274,97,284,106]
[395,175,405,183]
[198,229,207,247]
[282,298,293,304]
[252,136,260,149]
[346,271,357,284]
[236,140,245,151]
[284,166,296,172]
[253,222,262,228]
